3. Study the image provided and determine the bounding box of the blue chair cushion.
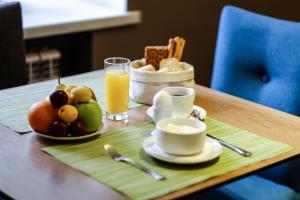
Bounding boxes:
[183,175,300,200]
[209,5,300,197]
[211,5,300,116]
[256,158,300,191]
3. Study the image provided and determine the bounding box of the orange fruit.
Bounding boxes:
[28,99,58,133]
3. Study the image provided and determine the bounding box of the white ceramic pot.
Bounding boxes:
[155,118,207,155]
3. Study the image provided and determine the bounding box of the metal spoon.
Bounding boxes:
[190,109,205,122]
[190,109,252,157]
[104,144,166,180]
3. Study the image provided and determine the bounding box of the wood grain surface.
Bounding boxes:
[1,85,300,200]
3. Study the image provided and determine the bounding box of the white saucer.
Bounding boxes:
[34,129,102,141]
[142,135,222,164]
[147,105,207,121]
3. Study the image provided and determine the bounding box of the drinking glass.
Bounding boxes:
[104,57,130,120]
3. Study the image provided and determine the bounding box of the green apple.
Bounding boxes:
[75,100,102,132]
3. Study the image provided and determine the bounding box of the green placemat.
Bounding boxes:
[42,117,292,200]
[0,70,142,132]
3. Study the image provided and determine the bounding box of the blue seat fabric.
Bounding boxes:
[211,6,300,116]
[192,5,300,200]
[183,175,300,200]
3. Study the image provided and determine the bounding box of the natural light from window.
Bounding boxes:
[3,0,128,28]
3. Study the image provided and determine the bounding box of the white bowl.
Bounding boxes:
[155,118,207,155]
[130,62,195,105]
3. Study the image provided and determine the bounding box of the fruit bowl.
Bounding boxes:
[27,78,103,140]
[34,128,102,141]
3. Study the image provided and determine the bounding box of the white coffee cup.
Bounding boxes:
[162,87,195,118]
[155,118,207,155]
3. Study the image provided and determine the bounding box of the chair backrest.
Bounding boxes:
[211,5,300,116]
[0,2,27,89]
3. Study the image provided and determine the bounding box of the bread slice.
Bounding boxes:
[145,46,168,70]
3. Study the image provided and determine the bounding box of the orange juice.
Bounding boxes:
[105,69,129,113]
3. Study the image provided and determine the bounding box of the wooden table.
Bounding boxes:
[1,84,300,200]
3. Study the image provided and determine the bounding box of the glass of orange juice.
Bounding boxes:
[104,57,130,120]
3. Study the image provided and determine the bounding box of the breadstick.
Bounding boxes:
[168,39,175,58]
[173,37,181,60]
[173,40,177,57]
[178,38,186,61]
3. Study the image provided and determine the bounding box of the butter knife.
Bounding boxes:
[207,134,252,157]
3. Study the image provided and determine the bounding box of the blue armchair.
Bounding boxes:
[187,5,300,200]
[212,6,300,116]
